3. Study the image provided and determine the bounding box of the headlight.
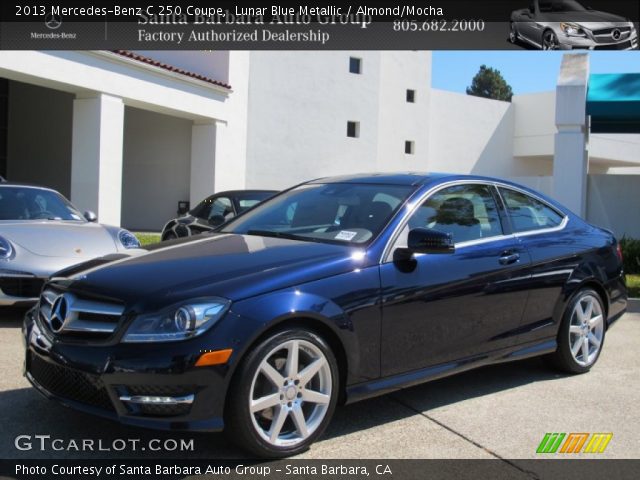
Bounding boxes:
[118,229,141,249]
[560,22,586,37]
[122,297,231,343]
[0,236,13,260]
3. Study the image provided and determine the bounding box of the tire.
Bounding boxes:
[225,328,339,458]
[542,29,559,50]
[546,289,606,374]
[509,22,518,43]
[163,231,177,241]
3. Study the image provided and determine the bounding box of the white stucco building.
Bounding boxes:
[0,50,638,236]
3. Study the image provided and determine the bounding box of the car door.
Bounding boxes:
[515,3,541,44]
[497,186,573,344]
[379,183,532,377]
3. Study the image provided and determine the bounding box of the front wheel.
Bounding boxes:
[509,22,518,43]
[226,329,339,458]
[542,30,559,50]
[547,289,606,374]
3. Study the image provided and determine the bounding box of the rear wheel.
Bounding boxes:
[547,289,606,374]
[226,329,339,458]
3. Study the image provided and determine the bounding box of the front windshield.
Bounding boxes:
[221,183,414,245]
[0,187,85,221]
[539,0,587,12]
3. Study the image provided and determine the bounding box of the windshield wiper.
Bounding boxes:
[245,229,305,241]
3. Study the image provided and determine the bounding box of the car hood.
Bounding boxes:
[544,10,627,24]
[1,221,119,258]
[60,233,368,309]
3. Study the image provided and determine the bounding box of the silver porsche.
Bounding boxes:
[0,179,141,306]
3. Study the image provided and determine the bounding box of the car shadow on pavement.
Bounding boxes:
[0,357,568,459]
[323,357,569,441]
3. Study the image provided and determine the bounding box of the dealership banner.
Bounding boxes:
[0,0,638,49]
[2,459,640,480]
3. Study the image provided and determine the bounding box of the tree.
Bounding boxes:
[466,65,513,102]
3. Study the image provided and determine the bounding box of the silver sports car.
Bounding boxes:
[510,0,638,50]
[0,179,141,306]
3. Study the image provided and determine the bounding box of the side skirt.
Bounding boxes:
[345,338,557,404]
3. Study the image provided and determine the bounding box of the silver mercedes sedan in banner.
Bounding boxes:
[0,179,142,306]
[510,0,638,50]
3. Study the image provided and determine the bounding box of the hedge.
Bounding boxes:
[620,237,640,275]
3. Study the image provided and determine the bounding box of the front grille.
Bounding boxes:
[126,385,197,397]
[29,353,114,411]
[0,277,44,298]
[138,403,192,417]
[38,288,124,339]
[594,40,633,50]
[592,26,631,37]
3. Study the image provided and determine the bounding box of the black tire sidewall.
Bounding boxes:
[226,328,339,458]
[556,288,606,374]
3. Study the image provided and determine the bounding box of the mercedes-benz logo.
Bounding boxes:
[612,29,621,40]
[45,14,62,30]
[49,294,71,332]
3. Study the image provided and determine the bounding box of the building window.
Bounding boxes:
[349,57,362,74]
[406,89,416,103]
[347,121,360,138]
[405,141,415,154]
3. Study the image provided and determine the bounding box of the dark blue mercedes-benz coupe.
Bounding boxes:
[23,173,626,457]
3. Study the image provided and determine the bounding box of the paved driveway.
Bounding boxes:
[1,305,638,462]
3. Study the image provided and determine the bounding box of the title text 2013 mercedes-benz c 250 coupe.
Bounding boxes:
[24,173,627,457]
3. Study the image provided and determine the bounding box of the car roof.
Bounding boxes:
[308,172,452,186]
[0,181,58,192]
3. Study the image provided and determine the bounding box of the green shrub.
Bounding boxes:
[620,237,640,274]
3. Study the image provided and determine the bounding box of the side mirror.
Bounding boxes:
[83,210,97,222]
[408,228,455,254]
[208,214,226,227]
[395,228,455,261]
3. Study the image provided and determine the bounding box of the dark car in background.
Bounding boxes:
[510,0,638,50]
[161,190,276,240]
[24,173,626,457]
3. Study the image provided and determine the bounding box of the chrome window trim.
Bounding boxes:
[380,179,569,264]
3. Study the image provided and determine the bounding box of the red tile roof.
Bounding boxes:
[112,50,231,89]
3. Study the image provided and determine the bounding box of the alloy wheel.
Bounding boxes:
[249,339,332,447]
[509,23,517,43]
[543,31,558,50]
[568,294,604,367]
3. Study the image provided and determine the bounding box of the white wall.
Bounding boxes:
[428,89,516,177]
[243,51,432,190]
[6,81,73,198]
[376,52,431,171]
[587,175,640,238]
[512,91,556,159]
[121,107,192,231]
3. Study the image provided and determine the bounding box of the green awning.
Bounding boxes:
[587,73,640,134]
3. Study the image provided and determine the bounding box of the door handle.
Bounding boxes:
[499,253,520,265]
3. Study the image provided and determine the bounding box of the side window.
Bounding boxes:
[397,184,502,247]
[209,197,234,219]
[499,188,564,233]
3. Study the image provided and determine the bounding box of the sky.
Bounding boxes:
[432,51,640,95]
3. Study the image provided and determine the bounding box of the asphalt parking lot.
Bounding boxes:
[1,303,638,463]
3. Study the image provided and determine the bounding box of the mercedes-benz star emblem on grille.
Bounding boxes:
[612,29,621,40]
[49,294,71,332]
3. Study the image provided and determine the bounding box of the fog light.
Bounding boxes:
[119,394,194,405]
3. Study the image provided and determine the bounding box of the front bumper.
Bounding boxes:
[23,309,229,432]
[0,274,45,306]
[558,32,638,50]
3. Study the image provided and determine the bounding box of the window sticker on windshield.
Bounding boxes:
[335,230,358,241]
